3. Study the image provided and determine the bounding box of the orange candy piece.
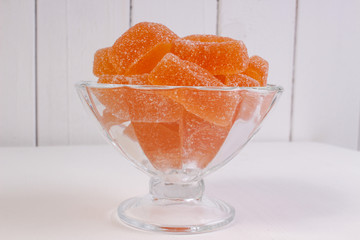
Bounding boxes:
[169,88,241,127]
[93,47,117,77]
[98,74,150,85]
[217,74,260,87]
[149,54,239,126]
[126,88,183,122]
[243,56,269,86]
[92,74,152,123]
[172,34,249,75]
[149,53,223,87]
[132,122,181,170]
[89,87,130,121]
[110,22,178,75]
[181,112,230,168]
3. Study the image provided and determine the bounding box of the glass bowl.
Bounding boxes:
[76,82,283,233]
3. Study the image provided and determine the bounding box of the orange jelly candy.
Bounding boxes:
[98,74,150,85]
[110,22,178,75]
[172,35,249,75]
[90,87,130,121]
[93,47,117,77]
[170,88,241,127]
[126,88,183,123]
[243,56,269,86]
[181,112,230,169]
[149,54,239,126]
[132,122,181,170]
[149,53,223,87]
[92,74,151,123]
[217,74,260,87]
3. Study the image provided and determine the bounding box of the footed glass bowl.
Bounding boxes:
[76,82,282,233]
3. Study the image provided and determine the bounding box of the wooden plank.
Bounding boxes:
[37,0,130,145]
[293,0,360,150]
[218,0,297,141]
[37,0,68,145]
[132,0,217,36]
[0,0,35,146]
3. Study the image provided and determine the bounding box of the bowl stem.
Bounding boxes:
[149,177,204,201]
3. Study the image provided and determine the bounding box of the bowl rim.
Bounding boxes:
[76,81,284,92]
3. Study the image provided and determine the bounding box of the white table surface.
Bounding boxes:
[1,142,359,240]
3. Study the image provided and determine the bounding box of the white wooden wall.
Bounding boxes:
[1,0,359,150]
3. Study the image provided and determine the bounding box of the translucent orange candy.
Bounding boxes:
[126,88,183,123]
[149,53,223,87]
[149,53,239,127]
[110,22,178,75]
[98,74,150,85]
[92,74,150,126]
[172,35,249,75]
[216,74,260,87]
[243,56,269,86]
[169,88,241,127]
[90,87,130,121]
[93,47,117,77]
[181,112,230,168]
[132,122,181,170]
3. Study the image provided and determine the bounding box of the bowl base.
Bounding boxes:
[117,194,234,234]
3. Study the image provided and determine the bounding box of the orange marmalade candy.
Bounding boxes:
[110,22,178,75]
[93,47,117,77]
[92,74,151,122]
[98,74,150,85]
[149,53,223,87]
[243,56,269,86]
[172,35,249,75]
[126,88,183,122]
[169,88,241,127]
[181,112,230,168]
[89,87,130,121]
[132,122,181,170]
[217,74,260,87]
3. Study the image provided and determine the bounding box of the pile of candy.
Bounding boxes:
[92,22,270,170]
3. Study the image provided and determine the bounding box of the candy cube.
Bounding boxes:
[244,56,269,86]
[132,122,181,170]
[93,47,117,77]
[172,34,249,75]
[111,22,178,75]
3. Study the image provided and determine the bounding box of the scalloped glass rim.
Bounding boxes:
[76,81,283,92]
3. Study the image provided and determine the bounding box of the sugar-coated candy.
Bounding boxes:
[217,74,260,87]
[93,47,117,77]
[168,88,241,127]
[126,88,183,122]
[132,122,181,170]
[172,35,249,75]
[93,74,151,123]
[98,74,150,85]
[181,112,230,168]
[244,56,269,86]
[149,53,224,87]
[89,87,130,122]
[110,22,178,75]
